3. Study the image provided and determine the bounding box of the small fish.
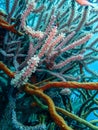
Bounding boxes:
[76,0,97,7]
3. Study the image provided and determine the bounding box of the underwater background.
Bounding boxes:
[0,0,98,130]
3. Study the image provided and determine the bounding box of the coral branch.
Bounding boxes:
[21,0,44,38]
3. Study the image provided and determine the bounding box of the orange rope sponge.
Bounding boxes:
[0,17,23,35]
[0,61,14,78]
[24,86,72,130]
[39,82,98,91]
